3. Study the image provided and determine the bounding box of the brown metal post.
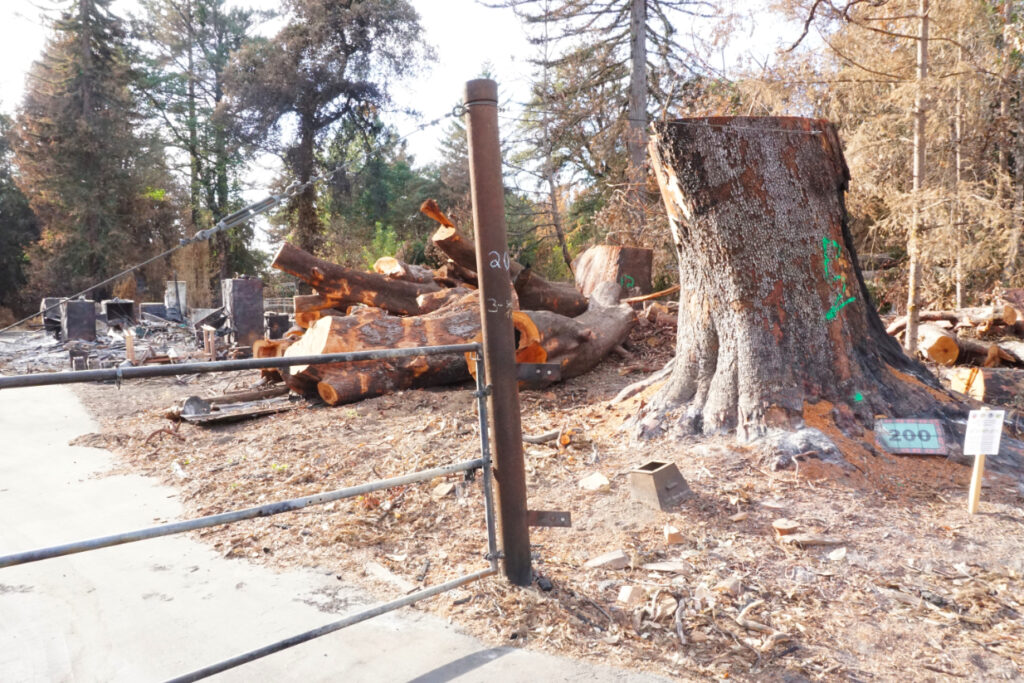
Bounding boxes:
[464,79,532,586]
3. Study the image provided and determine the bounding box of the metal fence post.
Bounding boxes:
[464,78,532,586]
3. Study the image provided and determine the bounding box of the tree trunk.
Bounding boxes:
[273,242,439,316]
[905,0,929,354]
[626,0,648,241]
[291,114,323,255]
[640,116,946,442]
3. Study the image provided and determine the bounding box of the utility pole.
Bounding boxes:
[463,79,532,587]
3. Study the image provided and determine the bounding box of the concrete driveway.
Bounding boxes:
[0,384,664,682]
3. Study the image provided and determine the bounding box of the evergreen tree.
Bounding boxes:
[14,0,179,300]
[0,114,40,315]
[134,0,262,280]
[223,0,430,255]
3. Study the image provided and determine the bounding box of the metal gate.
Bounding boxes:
[0,344,499,682]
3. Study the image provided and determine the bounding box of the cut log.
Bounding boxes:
[957,337,1017,367]
[572,245,653,298]
[886,306,1017,336]
[294,294,347,329]
[253,338,293,382]
[435,262,478,288]
[422,199,588,317]
[950,367,1024,406]
[998,340,1024,363]
[513,267,589,317]
[284,299,541,405]
[915,323,959,366]
[273,242,439,316]
[524,282,635,379]
[373,257,436,285]
[416,287,473,315]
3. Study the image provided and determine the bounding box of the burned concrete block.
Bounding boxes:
[61,300,96,342]
[265,313,290,340]
[101,299,134,325]
[221,278,264,348]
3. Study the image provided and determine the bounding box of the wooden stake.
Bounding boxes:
[203,327,217,360]
[125,330,136,365]
[968,453,986,515]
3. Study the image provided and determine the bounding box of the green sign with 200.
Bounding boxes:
[875,418,946,455]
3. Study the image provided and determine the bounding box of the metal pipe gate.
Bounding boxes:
[0,345,500,681]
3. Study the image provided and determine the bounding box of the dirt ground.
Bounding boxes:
[54,324,1024,681]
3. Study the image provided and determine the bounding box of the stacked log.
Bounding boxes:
[886,303,1024,367]
[885,299,1024,405]
[262,200,640,405]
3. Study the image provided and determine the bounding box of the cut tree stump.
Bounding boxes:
[950,367,1024,406]
[637,116,948,441]
[273,242,439,316]
[572,245,653,298]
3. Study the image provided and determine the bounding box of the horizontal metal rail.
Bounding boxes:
[0,343,481,390]
[166,566,497,683]
[0,458,483,569]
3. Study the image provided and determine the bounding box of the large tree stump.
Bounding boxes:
[638,117,950,442]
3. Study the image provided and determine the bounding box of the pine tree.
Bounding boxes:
[14,0,179,300]
[133,0,261,279]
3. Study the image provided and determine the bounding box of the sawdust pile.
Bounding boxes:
[70,324,1024,680]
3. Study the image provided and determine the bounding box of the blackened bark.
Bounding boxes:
[639,116,946,443]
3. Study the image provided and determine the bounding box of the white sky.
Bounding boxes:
[0,0,796,250]
[0,0,536,167]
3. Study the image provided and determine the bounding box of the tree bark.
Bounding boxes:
[273,242,439,316]
[640,116,946,442]
[904,0,929,354]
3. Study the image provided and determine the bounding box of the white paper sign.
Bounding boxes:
[964,410,1005,456]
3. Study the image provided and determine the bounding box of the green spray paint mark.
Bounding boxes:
[822,237,856,320]
[854,392,864,402]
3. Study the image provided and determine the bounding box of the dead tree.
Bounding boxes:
[635,117,955,443]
